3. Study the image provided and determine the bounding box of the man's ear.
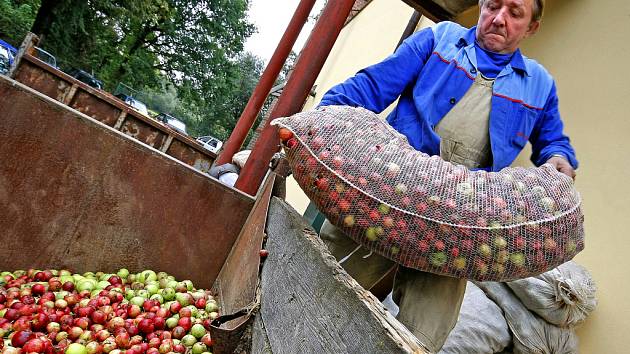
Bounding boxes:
[526,20,540,37]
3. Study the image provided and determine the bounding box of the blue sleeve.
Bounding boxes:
[529,83,579,169]
[318,27,435,113]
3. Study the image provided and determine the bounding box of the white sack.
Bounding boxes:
[475,282,579,354]
[507,261,596,328]
[439,282,511,354]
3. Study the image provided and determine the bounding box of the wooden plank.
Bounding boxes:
[258,198,428,354]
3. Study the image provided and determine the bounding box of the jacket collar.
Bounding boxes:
[457,26,529,76]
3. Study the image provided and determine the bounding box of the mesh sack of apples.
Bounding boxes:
[271,105,584,281]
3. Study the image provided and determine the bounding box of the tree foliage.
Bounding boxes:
[0,0,39,46]
[0,0,276,141]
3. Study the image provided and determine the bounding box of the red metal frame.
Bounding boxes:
[235,0,357,196]
[215,0,317,166]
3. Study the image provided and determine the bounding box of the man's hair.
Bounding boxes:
[478,0,544,22]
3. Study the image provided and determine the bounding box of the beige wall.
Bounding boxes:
[287,0,630,351]
[457,1,630,352]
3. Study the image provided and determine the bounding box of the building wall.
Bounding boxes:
[286,0,630,351]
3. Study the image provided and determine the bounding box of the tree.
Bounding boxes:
[0,0,39,46]
[29,0,59,42]
[24,1,258,137]
[1,1,267,140]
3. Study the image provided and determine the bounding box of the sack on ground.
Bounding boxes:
[475,281,578,354]
[273,106,584,281]
[439,282,511,354]
[507,261,597,328]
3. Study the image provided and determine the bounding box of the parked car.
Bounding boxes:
[67,69,103,89]
[34,47,57,68]
[156,113,187,135]
[0,39,16,74]
[196,135,223,154]
[0,46,10,74]
[115,93,149,117]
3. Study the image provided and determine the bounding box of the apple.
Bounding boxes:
[429,252,447,267]
[365,227,383,241]
[66,343,88,354]
[278,128,293,142]
[478,244,492,259]
[495,250,509,264]
[428,196,441,206]
[510,253,526,267]
[376,204,389,216]
[394,183,408,195]
[343,215,355,227]
[492,264,505,275]
[332,156,344,168]
[513,236,526,249]
[338,199,351,213]
[474,259,488,276]
[433,240,445,251]
[544,238,557,251]
[368,210,380,222]
[493,237,507,249]
[453,257,466,270]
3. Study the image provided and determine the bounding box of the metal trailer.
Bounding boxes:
[0,74,425,353]
[0,1,478,352]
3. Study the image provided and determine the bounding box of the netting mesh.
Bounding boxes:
[272,106,584,281]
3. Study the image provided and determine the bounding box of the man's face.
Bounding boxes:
[476,0,540,54]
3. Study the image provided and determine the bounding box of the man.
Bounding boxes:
[317,0,577,351]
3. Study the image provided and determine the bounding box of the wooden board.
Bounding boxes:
[256,198,428,353]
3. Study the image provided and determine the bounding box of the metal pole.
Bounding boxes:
[396,10,422,49]
[215,0,317,166]
[235,0,357,196]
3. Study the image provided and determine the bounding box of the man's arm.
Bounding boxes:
[318,27,435,113]
[529,82,578,179]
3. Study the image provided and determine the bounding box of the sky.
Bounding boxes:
[244,0,326,64]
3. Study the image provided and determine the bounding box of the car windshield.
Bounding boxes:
[198,136,218,143]
[35,47,57,68]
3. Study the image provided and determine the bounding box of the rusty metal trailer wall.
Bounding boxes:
[0,76,255,288]
[11,52,215,174]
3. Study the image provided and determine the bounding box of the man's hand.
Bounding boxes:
[546,156,576,180]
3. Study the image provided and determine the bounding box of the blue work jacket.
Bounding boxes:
[319,21,578,171]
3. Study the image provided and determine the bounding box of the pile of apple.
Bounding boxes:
[0,269,219,354]
[273,106,584,281]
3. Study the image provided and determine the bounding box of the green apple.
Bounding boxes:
[116,269,129,279]
[430,252,447,267]
[493,237,507,249]
[510,253,525,267]
[453,257,466,270]
[378,204,390,215]
[478,243,492,258]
